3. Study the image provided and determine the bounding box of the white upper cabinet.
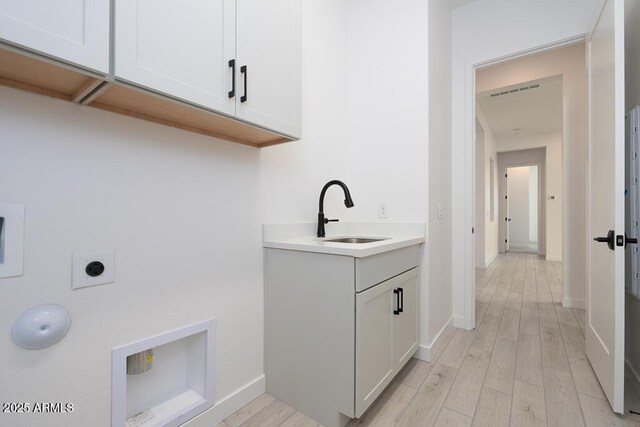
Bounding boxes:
[115,0,236,115]
[0,0,110,73]
[236,0,301,138]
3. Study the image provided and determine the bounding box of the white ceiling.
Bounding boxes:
[476,75,563,139]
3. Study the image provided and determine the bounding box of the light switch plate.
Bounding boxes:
[0,203,24,278]
[72,250,115,289]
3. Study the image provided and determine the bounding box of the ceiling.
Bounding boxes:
[476,75,563,139]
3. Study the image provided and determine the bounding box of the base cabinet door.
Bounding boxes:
[393,269,419,368]
[114,0,236,114]
[355,279,395,417]
[0,0,109,73]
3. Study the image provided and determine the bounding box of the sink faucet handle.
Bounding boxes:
[324,218,339,224]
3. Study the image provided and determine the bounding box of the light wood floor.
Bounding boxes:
[218,254,640,427]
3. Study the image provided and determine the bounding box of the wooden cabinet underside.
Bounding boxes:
[0,46,293,148]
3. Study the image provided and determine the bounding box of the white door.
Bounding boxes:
[0,0,110,73]
[114,0,236,114]
[236,0,301,138]
[586,0,626,413]
[505,171,511,252]
[355,279,395,418]
[393,269,419,368]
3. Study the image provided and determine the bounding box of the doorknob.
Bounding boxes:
[626,233,638,247]
[593,230,615,250]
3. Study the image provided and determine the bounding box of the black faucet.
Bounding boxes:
[317,180,354,238]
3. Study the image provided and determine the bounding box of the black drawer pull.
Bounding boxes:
[393,289,400,315]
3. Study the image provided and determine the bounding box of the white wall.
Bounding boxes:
[0,2,351,426]
[259,0,349,223]
[507,166,532,249]
[496,131,563,262]
[425,0,455,351]
[0,88,264,427]
[451,3,598,325]
[625,0,640,386]
[261,0,442,359]
[334,0,458,356]
[476,105,499,268]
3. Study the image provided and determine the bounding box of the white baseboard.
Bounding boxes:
[562,297,585,310]
[414,317,453,362]
[183,375,265,427]
[509,243,537,250]
[452,315,466,329]
[414,344,430,361]
[546,255,562,262]
[484,252,497,268]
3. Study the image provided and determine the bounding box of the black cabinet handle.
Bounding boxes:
[398,287,404,313]
[393,289,400,315]
[241,65,248,103]
[228,59,236,98]
[593,230,615,250]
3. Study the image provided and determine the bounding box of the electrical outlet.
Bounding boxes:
[72,251,115,289]
[378,203,388,218]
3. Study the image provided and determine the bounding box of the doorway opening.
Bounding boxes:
[472,43,581,329]
[505,165,540,254]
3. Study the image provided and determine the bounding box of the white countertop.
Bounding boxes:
[263,222,426,258]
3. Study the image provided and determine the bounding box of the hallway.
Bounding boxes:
[218,254,640,426]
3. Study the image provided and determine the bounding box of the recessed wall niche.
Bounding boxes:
[111,319,216,427]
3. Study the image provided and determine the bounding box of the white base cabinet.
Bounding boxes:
[265,245,420,427]
[355,269,419,417]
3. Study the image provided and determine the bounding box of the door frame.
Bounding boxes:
[497,147,548,255]
[499,158,546,256]
[467,36,582,330]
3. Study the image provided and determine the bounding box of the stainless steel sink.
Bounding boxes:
[324,237,388,244]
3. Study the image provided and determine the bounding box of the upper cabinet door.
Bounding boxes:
[236,0,301,138]
[0,0,109,73]
[115,0,236,115]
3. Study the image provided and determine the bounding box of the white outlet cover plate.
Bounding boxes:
[72,251,115,289]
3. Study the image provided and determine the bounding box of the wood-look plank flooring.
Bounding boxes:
[218,254,640,427]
